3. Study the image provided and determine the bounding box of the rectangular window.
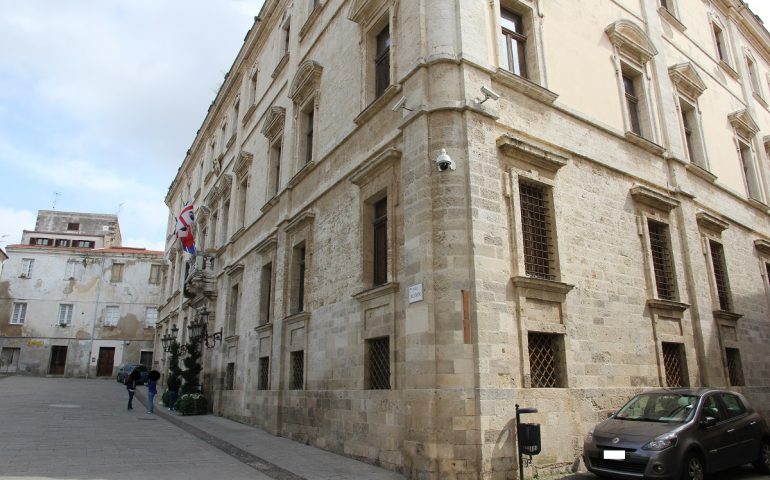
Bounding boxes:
[528,332,565,388]
[680,99,704,167]
[291,244,306,314]
[148,265,162,285]
[623,74,642,136]
[211,211,219,249]
[519,182,554,280]
[238,178,248,229]
[111,263,124,283]
[225,362,235,390]
[65,260,79,279]
[76,240,94,248]
[228,284,239,335]
[709,240,732,311]
[259,263,273,325]
[145,307,158,328]
[67,222,80,231]
[249,67,258,106]
[58,304,73,326]
[290,350,304,390]
[648,220,676,301]
[270,139,282,197]
[32,237,51,246]
[258,357,270,390]
[713,23,726,62]
[662,342,687,387]
[738,141,762,201]
[500,8,527,78]
[725,348,745,386]
[11,302,27,325]
[105,306,119,327]
[373,197,388,286]
[747,57,761,96]
[56,239,71,247]
[140,351,153,367]
[366,337,390,390]
[283,20,291,55]
[304,107,314,165]
[21,258,34,278]
[375,25,391,97]
[222,200,230,242]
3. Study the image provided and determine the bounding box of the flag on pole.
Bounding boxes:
[175,201,196,255]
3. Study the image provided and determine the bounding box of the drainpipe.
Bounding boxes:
[86,254,104,379]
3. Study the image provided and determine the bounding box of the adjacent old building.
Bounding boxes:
[0,211,163,377]
[159,0,770,478]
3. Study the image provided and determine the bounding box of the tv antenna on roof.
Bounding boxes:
[52,192,61,210]
[116,202,125,217]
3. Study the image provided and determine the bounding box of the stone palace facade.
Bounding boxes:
[158,0,770,478]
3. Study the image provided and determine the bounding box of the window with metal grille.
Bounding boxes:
[725,348,744,386]
[291,244,306,314]
[500,8,528,78]
[373,197,388,286]
[367,337,390,390]
[528,332,563,388]
[648,220,676,301]
[375,25,390,97]
[259,263,273,325]
[225,362,235,390]
[258,357,270,390]
[290,351,304,390]
[662,342,687,387]
[519,182,554,280]
[709,240,732,311]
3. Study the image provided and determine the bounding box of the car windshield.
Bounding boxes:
[614,393,698,423]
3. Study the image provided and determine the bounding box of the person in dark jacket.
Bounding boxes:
[166,377,180,412]
[146,370,160,414]
[125,372,138,410]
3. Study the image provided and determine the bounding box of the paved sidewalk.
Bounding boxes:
[135,387,404,480]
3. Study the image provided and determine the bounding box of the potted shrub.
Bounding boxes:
[175,393,208,415]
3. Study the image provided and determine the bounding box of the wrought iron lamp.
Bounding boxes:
[188,307,222,349]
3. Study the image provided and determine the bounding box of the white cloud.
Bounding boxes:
[0,207,36,246]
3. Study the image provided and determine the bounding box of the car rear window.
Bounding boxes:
[718,393,746,419]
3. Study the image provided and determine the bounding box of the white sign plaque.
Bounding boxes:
[408,284,423,303]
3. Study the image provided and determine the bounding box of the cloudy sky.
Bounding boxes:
[0,1,769,252]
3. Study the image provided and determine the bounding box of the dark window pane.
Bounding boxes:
[367,337,390,389]
[373,197,388,286]
[710,241,731,311]
[375,26,391,97]
[290,350,304,390]
[648,220,676,301]
[519,182,553,280]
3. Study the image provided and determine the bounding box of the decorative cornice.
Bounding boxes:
[261,106,286,141]
[754,239,770,256]
[728,109,759,139]
[512,276,574,296]
[234,151,254,179]
[497,133,569,173]
[647,298,690,312]
[352,282,400,303]
[696,211,730,233]
[713,310,742,322]
[254,232,278,256]
[348,0,389,25]
[350,147,402,186]
[224,262,244,277]
[630,185,679,212]
[289,60,323,104]
[669,63,707,100]
[285,209,316,234]
[605,19,658,64]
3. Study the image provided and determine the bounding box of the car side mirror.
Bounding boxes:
[699,416,717,428]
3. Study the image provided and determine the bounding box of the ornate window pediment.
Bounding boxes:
[696,211,729,234]
[669,63,707,100]
[630,185,679,212]
[605,20,658,64]
[234,151,253,179]
[348,0,391,25]
[289,60,323,105]
[261,106,286,141]
[728,109,759,140]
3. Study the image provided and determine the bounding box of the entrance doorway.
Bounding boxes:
[48,346,67,375]
[96,347,115,377]
[140,351,153,367]
[0,348,20,373]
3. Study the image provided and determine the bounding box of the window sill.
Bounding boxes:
[242,103,257,125]
[287,160,317,189]
[260,194,280,214]
[272,53,290,80]
[753,91,768,108]
[624,132,665,155]
[747,197,768,211]
[492,69,558,104]
[353,282,400,303]
[647,298,689,313]
[686,163,717,183]
[719,60,739,81]
[254,322,273,333]
[230,226,246,244]
[225,334,239,345]
[354,84,401,126]
[713,309,742,323]
[658,7,686,32]
[512,276,574,303]
[226,133,236,149]
[284,311,311,326]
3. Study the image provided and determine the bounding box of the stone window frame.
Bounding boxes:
[696,212,740,321]
[526,331,567,388]
[233,151,253,236]
[284,211,315,318]
[243,63,260,124]
[257,356,270,390]
[754,239,770,303]
[605,20,662,150]
[254,233,278,327]
[225,264,244,339]
[299,0,325,39]
[348,0,400,114]
[272,14,292,79]
[229,96,240,147]
[288,60,323,186]
[350,147,401,294]
[709,13,738,79]
[669,63,709,171]
[10,302,26,325]
[661,341,689,388]
[261,106,286,210]
[728,109,765,204]
[365,336,391,390]
[744,50,765,104]
[111,262,125,283]
[657,0,685,32]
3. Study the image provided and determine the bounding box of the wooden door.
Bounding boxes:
[0,348,20,373]
[48,346,67,375]
[96,347,115,377]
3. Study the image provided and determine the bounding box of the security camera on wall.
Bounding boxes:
[476,85,500,104]
[435,148,456,172]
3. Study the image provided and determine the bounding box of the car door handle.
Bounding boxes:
[727,428,735,433]
[750,421,757,425]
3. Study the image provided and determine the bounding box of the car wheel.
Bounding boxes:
[681,453,704,480]
[753,438,770,474]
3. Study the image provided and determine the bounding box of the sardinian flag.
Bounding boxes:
[175,201,196,255]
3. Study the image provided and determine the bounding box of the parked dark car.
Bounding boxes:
[116,363,148,385]
[583,388,770,479]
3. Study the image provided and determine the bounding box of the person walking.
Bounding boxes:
[125,372,138,410]
[146,370,160,414]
